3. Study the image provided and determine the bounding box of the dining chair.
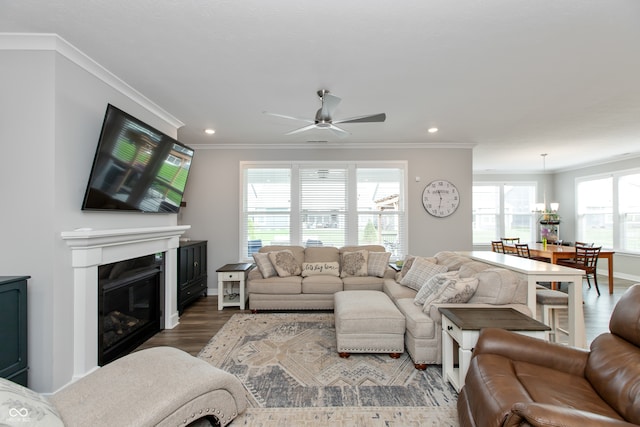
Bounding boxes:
[515,243,551,262]
[557,245,602,296]
[500,237,519,254]
[491,240,505,253]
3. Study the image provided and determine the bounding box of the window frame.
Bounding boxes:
[239,160,408,261]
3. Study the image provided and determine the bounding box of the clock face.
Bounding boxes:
[422,180,460,217]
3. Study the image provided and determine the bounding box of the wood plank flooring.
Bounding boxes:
[137,276,637,356]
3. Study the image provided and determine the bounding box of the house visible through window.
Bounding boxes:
[241,162,407,260]
[577,171,640,252]
[472,183,537,245]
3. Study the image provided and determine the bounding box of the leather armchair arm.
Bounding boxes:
[504,402,637,427]
[474,328,589,376]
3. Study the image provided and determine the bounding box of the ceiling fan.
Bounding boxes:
[264,89,386,137]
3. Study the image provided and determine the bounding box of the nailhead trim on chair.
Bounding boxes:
[177,406,238,426]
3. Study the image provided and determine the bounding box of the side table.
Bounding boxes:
[439,307,550,392]
[216,263,254,310]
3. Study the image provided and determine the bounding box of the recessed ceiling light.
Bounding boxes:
[428,127,438,133]
[204,128,215,135]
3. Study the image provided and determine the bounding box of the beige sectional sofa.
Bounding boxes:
[247,244,395,311]
[247,246,531,369]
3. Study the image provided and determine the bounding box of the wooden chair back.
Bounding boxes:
[515,243,531,258]
[491,241,505,253]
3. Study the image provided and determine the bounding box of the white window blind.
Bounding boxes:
[241,162,407,260]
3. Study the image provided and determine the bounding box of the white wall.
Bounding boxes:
[0,35,183,393]
[178,146,473,294]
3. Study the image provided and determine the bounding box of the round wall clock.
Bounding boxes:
[422,180,460,217]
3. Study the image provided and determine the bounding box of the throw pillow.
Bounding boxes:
[340,250,369,277]
[399,255,417,278]
[301,262,340,277]
[367,252,391,277]
[413,271,459,305]
[399,257,448,291]
[253,252,277,278]
[268,250,302,277]
[0,378,64,427]
[422,276,479,314]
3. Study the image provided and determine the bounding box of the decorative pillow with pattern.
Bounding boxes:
[340,250,369,277]
[367,252,391,277]
[253,252,277,278]
[301,262,340,277]
[422,276,479,314]
[399,257,448,291]
[0,378,64,427]
[268,250,302,277]
[414,271,460,305]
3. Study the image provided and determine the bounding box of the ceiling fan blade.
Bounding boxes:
[320,92,341,116]
[263,111,314,123]
[333,113,386,124]
[285,124,318,135]
[328,124,350,137]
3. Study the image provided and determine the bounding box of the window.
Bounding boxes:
[577,177,613,248]
[577,171,640,252]
[241,162,406,260]
[472,183,536,245]
[619,174,640,251]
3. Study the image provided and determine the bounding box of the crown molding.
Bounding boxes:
[190,141,476,150]
[0,33,184,129]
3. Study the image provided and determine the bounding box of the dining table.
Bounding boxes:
[518,243,615,294]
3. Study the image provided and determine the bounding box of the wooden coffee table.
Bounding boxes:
[439,307,550,392]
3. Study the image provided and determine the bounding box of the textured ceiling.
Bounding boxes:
[2,0,640,172]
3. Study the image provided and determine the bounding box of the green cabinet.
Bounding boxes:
[0,276,29,386]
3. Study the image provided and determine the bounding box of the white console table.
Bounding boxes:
[457,251,586,348]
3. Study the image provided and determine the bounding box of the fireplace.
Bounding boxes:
[61,225,189,381]
[98,254,164,365]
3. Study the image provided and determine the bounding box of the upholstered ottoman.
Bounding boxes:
[334,290,406,358]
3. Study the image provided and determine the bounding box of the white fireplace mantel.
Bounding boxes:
[61,225,190,380]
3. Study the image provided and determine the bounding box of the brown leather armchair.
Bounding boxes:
[457,284,640,427]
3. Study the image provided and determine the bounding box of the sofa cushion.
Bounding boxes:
[268,250,302,277]
[301,262,340,277]
[384,279,418,301]
[399,258,448,291]
[304,246,339,263]
[422,275,478,313]
[252,252,277,278]
[394,298,437,339]
[247,276,302,294]
[458,261,491,278]
[0,378,64,427]
[340,250,369,277]
[468,268,520,304]
[367,251,391,277]
[302,275,343,294]
[434,251,473,271]
[342,275,385,291]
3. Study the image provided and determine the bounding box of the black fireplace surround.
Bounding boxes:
[98,253,164,366]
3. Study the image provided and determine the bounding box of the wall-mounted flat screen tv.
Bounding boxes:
[82,104,194,213]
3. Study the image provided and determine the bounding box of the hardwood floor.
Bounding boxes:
[137,276,638,356]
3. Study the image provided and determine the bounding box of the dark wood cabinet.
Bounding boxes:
[177,241,207,314]
[0,276,29,386]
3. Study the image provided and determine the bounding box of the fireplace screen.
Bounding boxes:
[98,254,163,365]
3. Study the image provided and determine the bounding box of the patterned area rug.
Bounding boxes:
[198,313,459,426]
